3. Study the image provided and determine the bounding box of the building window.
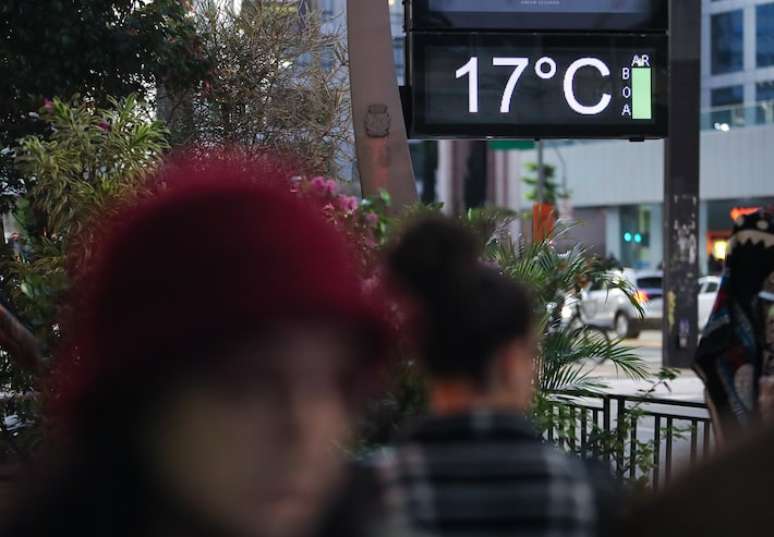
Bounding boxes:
[712,86,744,107]
[393,37,405,84]
[711,10,744,75]
[757,81,774,124]
[757,81,774,102]
[711,85,744,128]
[758,3,774,67]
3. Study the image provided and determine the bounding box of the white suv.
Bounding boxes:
[698,275,721,331]
[577,269,659,339]
[576,270,720,339]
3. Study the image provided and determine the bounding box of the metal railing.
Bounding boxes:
[546,393,714,490]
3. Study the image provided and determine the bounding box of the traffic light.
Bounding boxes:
[623,231,650,246]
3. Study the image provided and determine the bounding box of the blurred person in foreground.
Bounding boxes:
[616,422,774,537]
[614,210,774,537]
[1,157,391,537]
[375,217,620,537]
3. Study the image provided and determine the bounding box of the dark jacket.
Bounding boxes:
[371,410,621,537]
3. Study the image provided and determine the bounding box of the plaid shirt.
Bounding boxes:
[372,411,619,537]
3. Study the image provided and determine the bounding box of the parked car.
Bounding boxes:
[578,269,652,338]
[576,270,721,339]
[632,270,664,332]
[577,269,654,339]
[698,275,721,331]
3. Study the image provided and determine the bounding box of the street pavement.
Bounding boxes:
[588,330,706,403]
[577,331,711,481]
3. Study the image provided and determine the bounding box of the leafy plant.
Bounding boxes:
[472,212,648,392]
[0,0,209,212]
[0,96,169,457]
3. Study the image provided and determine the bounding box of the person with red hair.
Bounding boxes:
[2,157,391,537]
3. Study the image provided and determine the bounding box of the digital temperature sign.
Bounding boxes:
[409,33,668,139]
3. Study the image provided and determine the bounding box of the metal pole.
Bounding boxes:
[537,139,545,204]
[347,0,418,209]
[663,0,701,368]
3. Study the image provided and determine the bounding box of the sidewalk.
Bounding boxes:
[586,331,706,403]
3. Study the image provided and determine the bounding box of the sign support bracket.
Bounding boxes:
[347,0,418,209]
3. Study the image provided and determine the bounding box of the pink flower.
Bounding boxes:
[43,99,54,111]
[97,121,111,132]
[365,212,379,227]
[321,203,336,217]
[338,195,359,213]
[310,176,327,193]
[324,179,338,196]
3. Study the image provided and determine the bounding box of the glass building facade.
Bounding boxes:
[705,1,774,129]
[757,2,774,67]
[711,9,744,74]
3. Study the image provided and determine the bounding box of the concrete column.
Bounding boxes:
[498,151,508,207]
[506,150,523,211]
[744,5,758,108]
[699,200,709,276]
[605,207,622,261]
[506,150,524,238]
[663,0,701,367]
[701,8,711,108]
[650,203,664,270]
[744,5,756,81]
[347,0,417,208]
[437,140,454,214]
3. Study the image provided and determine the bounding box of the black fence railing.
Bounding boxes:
[546,393,714,490]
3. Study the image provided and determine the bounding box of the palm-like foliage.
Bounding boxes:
[463,208,648,394]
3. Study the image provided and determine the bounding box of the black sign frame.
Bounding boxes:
[409,32,669,140]
[409,0,669,32]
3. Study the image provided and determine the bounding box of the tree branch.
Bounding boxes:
[0,303,41,373]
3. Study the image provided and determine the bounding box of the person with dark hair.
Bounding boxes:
[376,216,619,537]
[694,209,774,438]
[1,157,391,537]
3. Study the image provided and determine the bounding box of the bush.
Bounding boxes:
[181,1,352,179]
[0,96,169,454]
[0,0,209,213]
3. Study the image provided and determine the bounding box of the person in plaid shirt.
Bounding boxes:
[373,217,620,537]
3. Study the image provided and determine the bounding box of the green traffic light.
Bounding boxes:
[624,232,633,243]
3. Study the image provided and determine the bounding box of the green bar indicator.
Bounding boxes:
[632,67,653,120]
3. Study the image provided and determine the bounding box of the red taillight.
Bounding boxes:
[636,290,650,304]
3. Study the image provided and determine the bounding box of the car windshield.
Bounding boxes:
[704,281,720,293]
[637,277,663,290]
